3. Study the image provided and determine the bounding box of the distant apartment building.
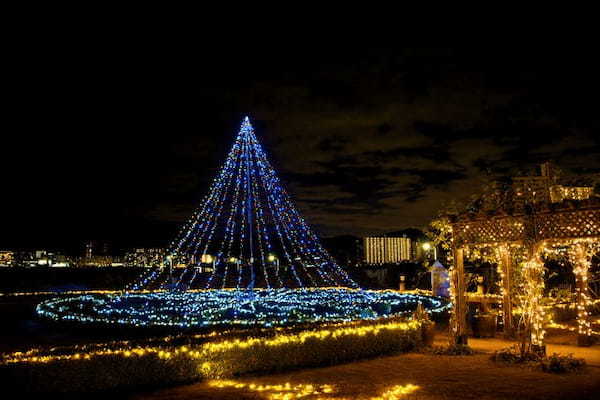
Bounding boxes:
[549,186,594,203]
[363,236,412,265]
[79,240,113,267]
[83,240,111,259]
[124,248,165,267]
[512,162,596,207]
[0,250,14,266]
[7,250,72,267]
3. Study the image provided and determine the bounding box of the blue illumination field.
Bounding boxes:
[36,289,448,329]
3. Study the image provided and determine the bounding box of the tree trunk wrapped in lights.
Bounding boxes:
[520,255,546,354]
[570,242,594,346]
[495,244,514,338]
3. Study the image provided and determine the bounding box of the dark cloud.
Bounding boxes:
[3,46,600,250]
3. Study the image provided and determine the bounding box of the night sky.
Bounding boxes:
[4,47,600,254]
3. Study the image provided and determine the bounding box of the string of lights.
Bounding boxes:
[36,289,448,329]
[132,117,360,290]
[2,317,423,365]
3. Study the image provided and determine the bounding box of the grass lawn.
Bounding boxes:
[130,351,600,400]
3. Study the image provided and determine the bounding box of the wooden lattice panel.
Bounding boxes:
[535,209,600,240]
[453,216,526,246]
[452,206,600,247]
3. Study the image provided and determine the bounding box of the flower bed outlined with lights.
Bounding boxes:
[36,288,448,329]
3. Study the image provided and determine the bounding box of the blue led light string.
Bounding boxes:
[248,136,273,289]
[37,289,449,328]
[183,133,243,289]
[149,133,242,292]
[126,266,160,292]
[236,132,250,289]
[127,116,358,292]
[249,127,356,287]
[222,137,248,289]
[264,161,323,286]
[253,149,304,288]
[172,132,245,274]
[256,150,319,287]
[277,191,337,287]
[168,153,230,260]
[244,126,256,290]
[187,136,240,260]
[250,132,331,286]
[202,137,244,289]
[211,132,246,288]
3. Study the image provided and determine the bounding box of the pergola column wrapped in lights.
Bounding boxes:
[450,199,600,350]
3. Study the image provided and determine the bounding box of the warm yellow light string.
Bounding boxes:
[1,318,421,365]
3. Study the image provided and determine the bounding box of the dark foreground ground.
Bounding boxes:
[122,331,600,400]
[129,348,600,400]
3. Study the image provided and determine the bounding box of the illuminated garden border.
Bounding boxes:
[36,288,448,329]
[1,316,425,392]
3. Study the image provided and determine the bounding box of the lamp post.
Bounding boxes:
[166,255,173,283]
[200,254,215,272]
[422,242,437,260]
[268,253,279,273]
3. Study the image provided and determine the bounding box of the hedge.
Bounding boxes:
[0,319,424,392]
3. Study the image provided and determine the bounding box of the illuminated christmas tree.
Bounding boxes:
[37,118,445,329]
[130,117,356,290]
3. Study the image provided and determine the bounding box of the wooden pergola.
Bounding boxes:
[449,198,600,351]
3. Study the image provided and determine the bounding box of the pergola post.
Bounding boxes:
[522,250,546,355]
[571,243,594,346]
[451,247,468,345]
[499,245,514,338]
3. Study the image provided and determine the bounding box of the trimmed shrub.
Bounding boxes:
[491,346,586,374]
[0,319,423,392]
[0,351,200,392]
[491,345,540,364]
[551,306,577,323]
[201,321,421,378]
[540,353,586,373]
[426,344,475,356]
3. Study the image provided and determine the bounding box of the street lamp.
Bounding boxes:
[267,253,280,271]
[200,254,216,272]
[422,242,437,260]
[166,255,173,280]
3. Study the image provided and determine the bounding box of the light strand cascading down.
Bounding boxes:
[128,117,357,291]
